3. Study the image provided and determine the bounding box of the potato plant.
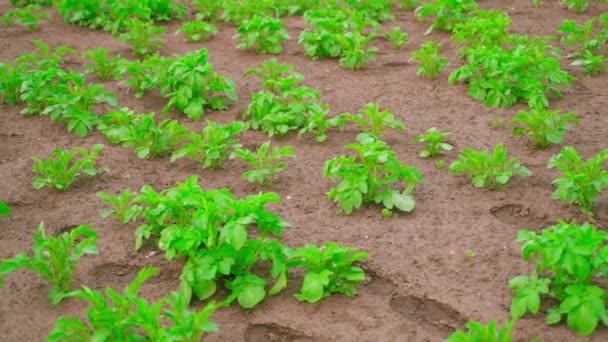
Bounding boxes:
[0,224,98,304]
[337,30,378,70]
[512,222,608,336]
[230,141,296,186]
[117,19,166,57]
[3,4,51,32]
[558,16,608,76]
[98,108,190,159]
[413,127,453,158]
[548,147,608,216]
[384,27,409,49]
[451,9,511,58]
[171,121,245,170]
[176,20,219,42]
[161,49,237,120]
[118,54,172,99]
[511,108,579,148]
[234,16,289,54]
[82,48,124,81]
[449,144,531,189]
[324,133,424,215]
[410,41,449,80]
[336,102,406,139]
[48,268,222,341]
[32,144,107,191]
[99,176,368,309]
[416,0,478,34]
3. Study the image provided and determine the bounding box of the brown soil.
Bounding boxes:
[1,1,607,341]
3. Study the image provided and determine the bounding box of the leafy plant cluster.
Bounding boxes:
[54,0,186,34]
[243,58,339,141]
[176,20,219,42]
[32,144,108,191]
[230,141,296,186]
[98,176,369,308]
[511,221,608,336]
[449,144,531,189]
[548,147,608,216]
[410,40,450,79]
[449,10,574,109]
[48,267,222,342]
[559,0,608,13]
[298,7,380,70]
[511,108,579,149]
[324,133,423,215]
[0,224,99,304]
[416,0,479,34]
[3,4,51,32]
[0,40,117,137]
[558,14,608,76]
[234,15,290,54]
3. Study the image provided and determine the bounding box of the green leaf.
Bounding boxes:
[390,192,415,212]
[0,201,10,216]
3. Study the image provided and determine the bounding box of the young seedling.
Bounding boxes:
[234,16,290,54]
[0,223,98,304]
[416,0,478,33]
[97,190,140,224]
[0,201,10,216]
[161,49,237,120]
[243,58,304,94]
[324,133,423,215]
[176,20,219,42]
[0,62,26,105]
[558,17,608,75]
[47,267,222,341]
[287,243,368,303]
[413,127,453,157]
[337,30,378,70]
[385,27,409,49]
[446,318,521,342]
[547,147,608,216]
[41,71,117,137]
[119,54,172,99]
[118,19,166,57]
[398,0,421,11]
[512,222,608,336]
[98,108,190,159]
[82,48,124,81]
[410,40,449,79]
[3,4,50,32]
[449,144,531,189]
[230,141,296,186]
[171,120,245,169]
[512,108,579,148]
[298,8,348,60]
[337,102,406,139]
[32,144,107,191]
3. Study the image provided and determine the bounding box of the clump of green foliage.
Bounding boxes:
[449,144,531,189]
[235,15,290,54]
[118,54,172,99]
[32,144,107,191]
[161,49,237,120]
[3,4,50,32]
[11,0,51,6]
[243,58,338,141]
[451,9,511,58]
[511,221,608,336]
[98,176,369,308]
[287,243,368,303]
[337,30,378,70]
[385,27,409,49]
[0,224,98,304]
[561,0,608,13]
[324,133,424,215]
[41,71,118,137]
[82,48,124,81]
[413,128,453,158]
[336,102,406,139]
[447,318,520,342]
[117,19,166,57]
[230,141,296,186]
[54,0,186,33]
[416,0,478,34]
[176,20,219,42]
[48,267,222,341]
[98,108,190,159]
[0,201,10,216]
[398,0,421,11]
[410,40,450,79]
[512,108,579,148]
[450,35,574,109]
[548,147,608,216]
[558,15,608,76]
[171,120,245,169]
